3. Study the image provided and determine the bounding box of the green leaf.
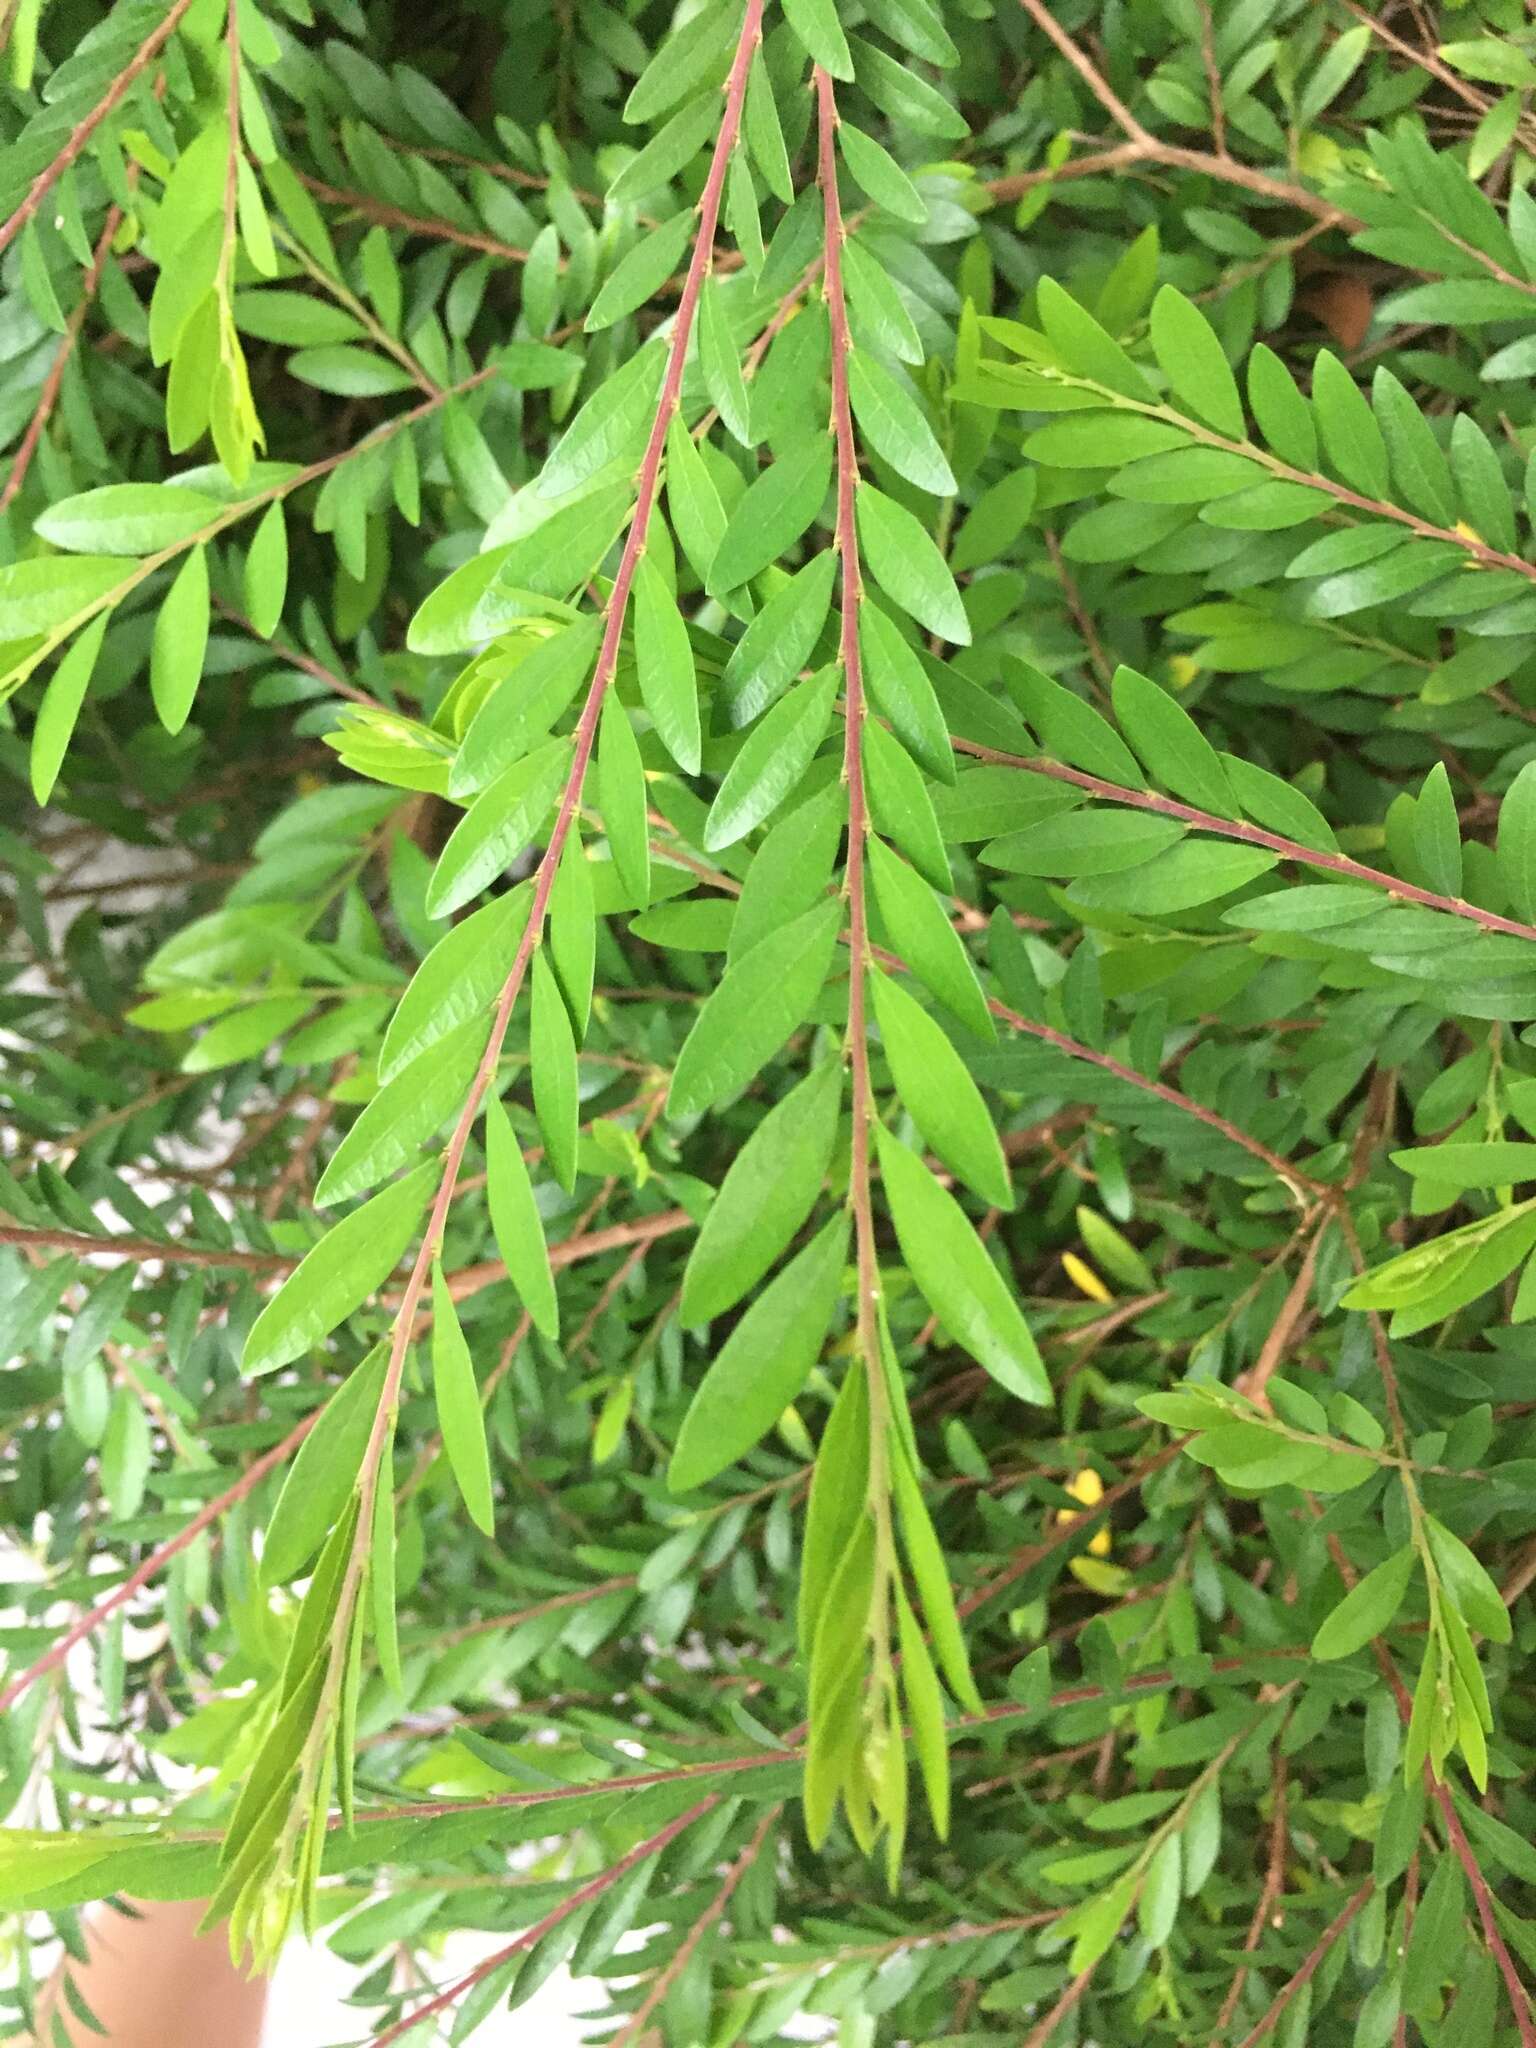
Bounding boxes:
[856,484,970,645]
[453,616,602,793]
[1110,666,1235,816]
[1138,1833,1182,1948]
[35,484,221,555]
[670,1213,848,1490]
[720,551,837,727]
[1036,275,1156,402]
[1149,286,1244,438]
[1390,1141,1536,1189]
[1498,760,1536,923]
[1311,1545,1416,1659]
[30,613,109,805]
[699,275,751,446]
[540,344,665,497]
[149,545,210,737]
[316,1020,485,1206]
[704,666,837,850]
[669,899,843,1119]
[380,886,531,1082]
[984,807,1182,878]
[896,1587,949,1837]
[708,437,832,596]
[1402,1851,1466,2017]
[783,0,853,78]
[242,1162,437,1376]
[597,694,651,908]
[681,1059,843,1326]
[426,737,571,919]
[872,970,1010,1208]
[868,836,993,1041]
[261,1346,389,1586]
[586,210,693,331]
[862,603,955,783]
[633,555,700,774]
[864,716,951,891]
[848,353,954,495]
[484,1093,560,1339]
[665,414,726,583]
[1005,660,1145,787]
[531,950,578,1192]
[837,123,926,225]
[244,501,288,639]
[432,1262,495,1535]
[609,92,721,207]
[875,1125,1050,1403]
[1312,349,1391,499]
[1424,1514,1512,1643]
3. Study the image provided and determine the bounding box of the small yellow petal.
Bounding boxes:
[1063,1252,1112,1303]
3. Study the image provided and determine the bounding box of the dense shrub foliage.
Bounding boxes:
[5,0,1536,2040]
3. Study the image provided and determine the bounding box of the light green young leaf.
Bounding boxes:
[244,501,288,639]
[261,1346,390,1586]
[35,484,221,556]
[30,612,110,805]
[1311,1545,1416,1660]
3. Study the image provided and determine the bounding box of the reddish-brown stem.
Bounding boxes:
[0,205,121,510]
[0,0,196,258]
[1229,1882,1374,2048]
[365,1797,718,2048]
[0,1410,318,1716]
[816,64,883,1423]
[293,173,530,264]
[608,1805,781,2048]
[0,1222,293,1273]
[955,736,1536,949]
[1022,1963,1099,2048]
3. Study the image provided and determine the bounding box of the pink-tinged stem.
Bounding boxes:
[0,1410,319,1716]
[816,66,882,1387]
[326,0,768,1686]
[365,1796,718,2047]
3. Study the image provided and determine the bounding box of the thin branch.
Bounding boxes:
[365,1798,719,2048]
[1229,1882,1374,2048]
[0,0,196,259]
[954,737,1536,949]
[607,1806,781,2048]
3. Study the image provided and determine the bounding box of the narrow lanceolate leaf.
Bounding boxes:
[150,544,210,736]
[868,836,994,1041]
[31,613,109,804]
[316,1021,486,1206]
[681,1059,843,1324]
[862,602,955,782]
[1311,1545,1416,1660]
[432,1263,495,1535]
[426,737,571,919]
[597,694,651,908]
[531,950,578,1192]
[1497,759,1536,923]
[872,971,1011,1208]
[36,484,222,555]
[670,1213,848,1491]
[848,354,955,495]
[896,1588,950,1838]
[875,1126,1050,1404]
[856,484,970,644]
[244,501,288,639]
[634,554,700,774]
[261,1346,389,1586]
[783,0,853,78]
[485,1093,559,1339]
[243,1163,437,1376]
[704,666,837,850]
[379,887,531,1082]
[669,900,843,1119]
[720,552,837,726]
[864,716,951,892]
[707,436,832,595]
